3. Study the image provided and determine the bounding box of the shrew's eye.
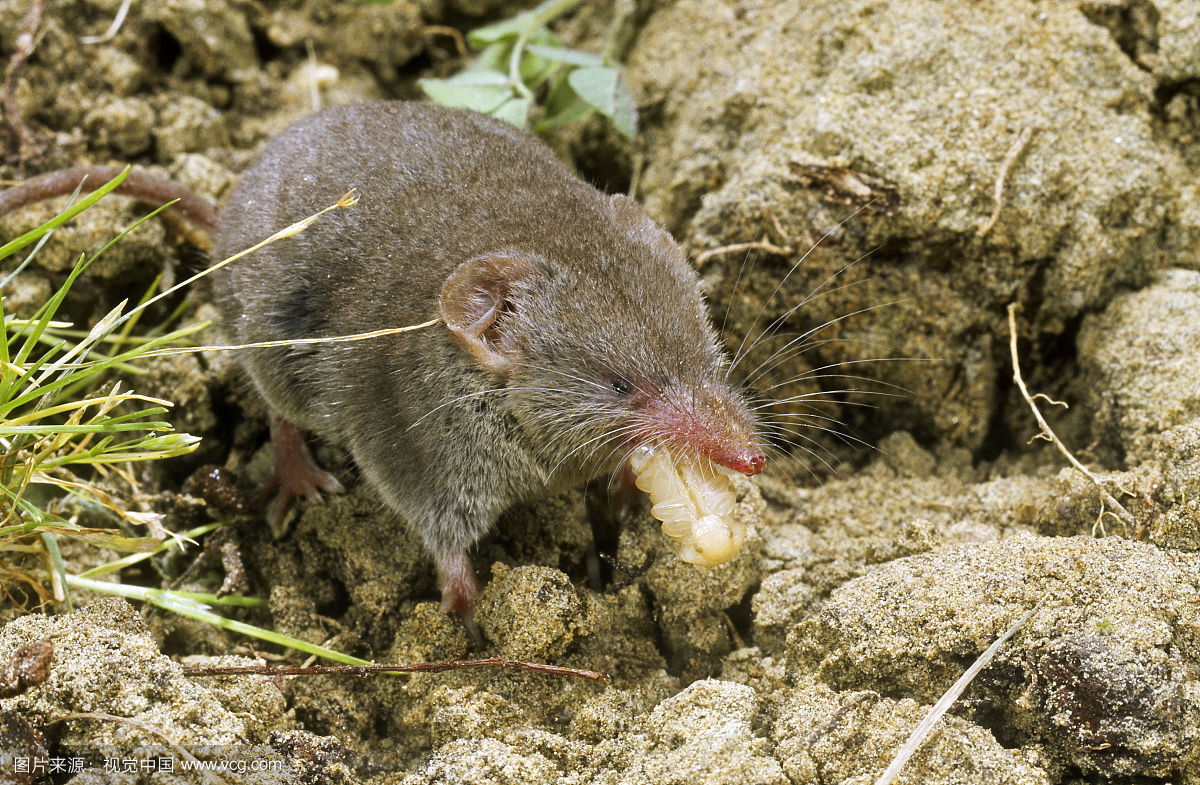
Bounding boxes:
[611,376,632,396]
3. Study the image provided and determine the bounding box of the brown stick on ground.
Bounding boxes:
[183,657,610,682]
[1,0,45,168]
[1006,303,1136,533]
[422,24,469,57]
[0,165,219,231]
[695,240,794,267]
[977,127,1033,238]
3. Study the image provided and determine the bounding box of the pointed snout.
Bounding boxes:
[717,444,767,476]
[638,380,767,477]
[655,387,767,477]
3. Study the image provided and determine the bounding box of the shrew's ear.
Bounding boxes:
[440,253,542,375]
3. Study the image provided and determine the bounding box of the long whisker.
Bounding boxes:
[406,383,591,432]
[726,229,881,379]
[757,426,840,477]
[734,297,900,386]
[757,419,876,451]
[750,365,915,399]
[731,271,878,377]
[717,219,771,336]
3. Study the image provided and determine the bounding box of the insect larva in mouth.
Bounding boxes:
[629,444,744,566]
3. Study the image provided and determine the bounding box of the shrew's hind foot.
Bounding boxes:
[437,549,481,643]
[256,414,345,535]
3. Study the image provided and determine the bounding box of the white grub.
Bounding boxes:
[629,444,743,566]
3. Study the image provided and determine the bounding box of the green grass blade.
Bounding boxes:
[12,255,83,375]
[170,592,266,608]
[1,396,169,427]
[28,328,146,378]
[27,301,128,392]
[0,167,129,263]
[0,337,64,411]
[0,323,203,417]
[40,532,73,611]
[40,440,196,470]
[9,200,170,380]
[0,180,91,290]
[77,521,225,578]
[0,421,174,435]
[66,575,372,666]
[35,433,199,469]
[1,300,10,379]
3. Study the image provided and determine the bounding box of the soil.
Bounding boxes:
[1,0,1199,783]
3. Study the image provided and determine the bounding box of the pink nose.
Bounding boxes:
[712,445,767,476]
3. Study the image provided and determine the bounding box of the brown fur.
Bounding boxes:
[215,102,760,568]
[1,102,764,612]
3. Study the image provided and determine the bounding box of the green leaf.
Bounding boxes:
[420,72,513,115]
[535,99,593,131]
[472,42,512,74]
[535,75,594,131]
[525,44,605,67]
[524,26,563,51]
[491,96,533,129]
[567,66,637,139]
[519,54,559,89]
[468,9,537,46]
[520,32,561,80]
[467,0,576,45]
[431,69,510,88]
[473,34,559,88]
[566,67,618,111]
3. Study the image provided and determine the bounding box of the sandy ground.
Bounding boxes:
[1,0,1199,782]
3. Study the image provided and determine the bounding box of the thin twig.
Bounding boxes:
[48,712,226,785]
[422,25,468,57]
[183,657,609,681]
[977,127,1033,238]
[1006,304,1136,531]
[1,0,44,166]
[763,208,789,244]
[874,600,1041,785]
[695,240,794,266]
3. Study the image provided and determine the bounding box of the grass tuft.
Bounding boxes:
[0,170,375,665]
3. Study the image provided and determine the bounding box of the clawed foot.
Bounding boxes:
[437,550,481,643]
[256,415,344,534]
